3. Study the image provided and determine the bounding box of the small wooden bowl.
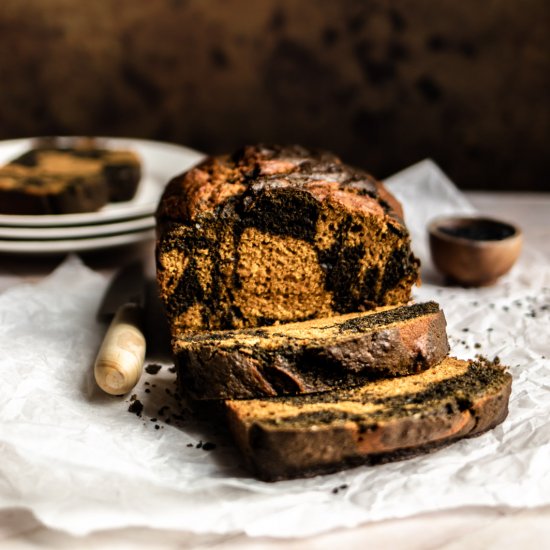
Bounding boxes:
[428,216,522,286]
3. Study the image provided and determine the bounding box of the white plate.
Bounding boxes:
[0,215,155,240]
[0,137,205,227]
[0,229,155,255]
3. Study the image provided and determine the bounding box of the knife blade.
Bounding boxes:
[94,261,147,396]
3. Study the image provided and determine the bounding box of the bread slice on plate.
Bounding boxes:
[174,301,449,400]
[0,140,142,215]
[224,357,512,481]
[0,162,109,215]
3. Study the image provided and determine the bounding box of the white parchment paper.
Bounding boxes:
[0,160,549,537]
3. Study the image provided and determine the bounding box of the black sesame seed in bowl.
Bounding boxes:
[428,216,522,286]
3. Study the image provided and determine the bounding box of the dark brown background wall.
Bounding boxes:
[0,0,548,190]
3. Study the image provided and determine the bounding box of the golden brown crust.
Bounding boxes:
[156,155,246,226]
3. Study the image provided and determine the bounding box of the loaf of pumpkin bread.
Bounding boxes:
[224,357,512,481]
[174,302,449,400]
[156,144,420,335]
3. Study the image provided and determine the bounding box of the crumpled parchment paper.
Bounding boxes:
[0,160,548,537]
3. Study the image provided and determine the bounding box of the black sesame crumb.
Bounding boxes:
[145,364,163,375]
[150,418,157,422]
[196,441,203,449]
[187,443,194,447]
[332,488,339,494]
[169,366,177,373]
[145,388,151,393]
[155,425,160,430]
[340,484,348,489]
[130,394,137,401]
[487,327,493,332]
[474,343,481,349]
[128,400,143,417]
[462,328,469,332]
[144,381,150,385]
[202,442,217,451]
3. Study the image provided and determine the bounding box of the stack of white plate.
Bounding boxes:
[0,138,204,255]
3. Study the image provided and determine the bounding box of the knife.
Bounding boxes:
[94,261,147,396]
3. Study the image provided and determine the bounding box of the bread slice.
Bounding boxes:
[174,302,449,400]
[0,162,108,215]
[224,357,512,481]
[156,144,420,335]
[0,141,141,215]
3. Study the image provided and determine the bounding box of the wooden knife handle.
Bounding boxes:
[94,303,146,395]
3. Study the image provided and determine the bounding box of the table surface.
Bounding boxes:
[1,191,549,549]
